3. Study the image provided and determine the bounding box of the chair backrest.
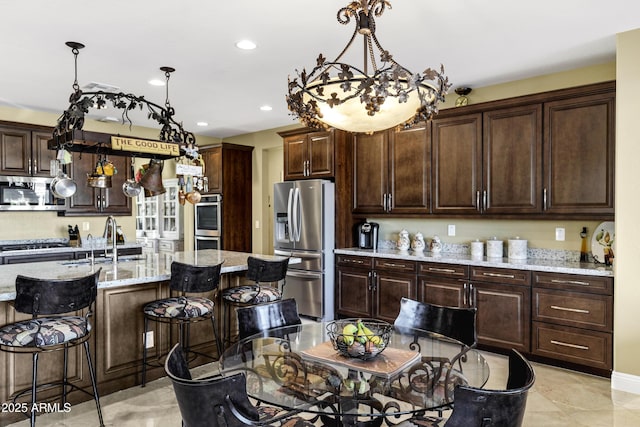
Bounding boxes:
[246,256,288,284]
[236,298,302,340]
[444,349,535,427]
[394,297,477,347]
[14,269,101,316]
[170,261,223,293]
[165,343,260,427]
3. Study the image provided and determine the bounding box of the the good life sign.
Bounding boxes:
[111,136,180,156]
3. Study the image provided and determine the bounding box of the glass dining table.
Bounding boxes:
[217,321,489,426]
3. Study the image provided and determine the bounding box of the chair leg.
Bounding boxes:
[141,316,149,387]
[210,316,222,358]
[62,345,68,404]
[30,352,38,427]
[83,340,104,427]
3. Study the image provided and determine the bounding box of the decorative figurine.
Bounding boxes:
[411,232,425,252]
[397,229,410,251]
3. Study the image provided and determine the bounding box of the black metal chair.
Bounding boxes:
[236,298,302,341]
[165,343,315,427]
[393,298,478,421]
[0,269,103,427]
[221,256,288,347]
[443,349,535,427]
[142,261,223,387]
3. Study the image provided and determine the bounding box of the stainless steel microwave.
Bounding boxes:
[0,176,67,211]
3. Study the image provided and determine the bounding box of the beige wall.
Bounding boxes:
[613,29,640,385]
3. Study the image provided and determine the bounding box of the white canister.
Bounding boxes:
[486,237,503,258]
[470,239,484,258]
[508,237,528,260]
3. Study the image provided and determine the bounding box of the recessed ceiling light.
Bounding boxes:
[260,105,273,111]
[148,79,165,86]
[196,122,208,127]
[235,40,256,50]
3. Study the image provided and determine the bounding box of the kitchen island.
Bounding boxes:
[0,250,294,425]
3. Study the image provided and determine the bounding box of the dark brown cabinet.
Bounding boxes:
[543,92,615,215]
[282,130,334,180]
[432,105,542,215]
[335,254,417,323]
[353,125,430,214]
[418,262,469,307]
[65,153,131,215]
[200,143,253,252]
[532,272,613,374]
[0,126,56,177]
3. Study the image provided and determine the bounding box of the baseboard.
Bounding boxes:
[611,370,640,395]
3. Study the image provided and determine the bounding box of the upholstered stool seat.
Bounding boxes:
[141,261,223,387]
[0,269,104,427]
[221,256,289,347]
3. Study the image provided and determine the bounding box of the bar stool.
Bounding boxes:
[141,260,223,387]
[220,256,288,347]
[0,269,103,427]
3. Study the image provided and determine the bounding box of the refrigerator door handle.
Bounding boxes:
[274,249,293,258]
[287,188,294,242]
[293,187,301,242]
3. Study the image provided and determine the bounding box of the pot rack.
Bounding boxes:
[50,42,197,161]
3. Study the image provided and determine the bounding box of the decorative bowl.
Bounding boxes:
[327,318,392,360]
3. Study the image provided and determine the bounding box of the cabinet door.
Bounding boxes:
[543,92,615,214]
[420,277,466,308]
[388,125,430,213]
[0,127,30,175]
[102,155,131,214]
[283,134,307,180]
[353,132,388,214]
[432,114,482,214]
[32,131,57,177]
[472,281,531,352]
[307,131,334,178]
[336,266,373,318]
[483,105,542,213]
[202,146,222,193]
[374,270,417,323]
[68,152,98,211]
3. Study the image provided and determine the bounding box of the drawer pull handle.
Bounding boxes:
[482,272,515,279]
[550,340,589,351]
[346,259,364,264]
[382,263,406,268]
[550,279,590,286]
[428,267,456,273]
[550,305,590,314]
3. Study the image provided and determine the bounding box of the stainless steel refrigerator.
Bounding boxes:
[273,179,335,320]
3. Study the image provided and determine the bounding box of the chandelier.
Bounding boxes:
[53,41,197,159]
[286,0,451,133]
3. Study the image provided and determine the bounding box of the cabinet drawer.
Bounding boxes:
[336,255,373,269]
[533,272,613,295]
[418,262,468,279]
[374,258,416,273]
[532,321,612,371]
[470,266,531,286]
[533,288,613,332]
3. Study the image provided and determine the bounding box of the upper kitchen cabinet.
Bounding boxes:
[0,124,56,177]
[279,128,352,181]
[200,143,253,252]
[543,91,615,216]
[431,114,482,215]
[353,125,430,215]
[64,153,131,215]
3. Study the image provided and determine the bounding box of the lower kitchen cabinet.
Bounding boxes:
[419,262,469,307]
[335,255,417,323]
[532,272,613,374]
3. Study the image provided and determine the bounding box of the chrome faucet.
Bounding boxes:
[103,216,118,263]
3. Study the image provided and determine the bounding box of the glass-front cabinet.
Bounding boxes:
[135,178,183,246]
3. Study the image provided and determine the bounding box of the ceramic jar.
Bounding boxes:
[470,239,484,258]
[430,235,442,253]
[508,237,528,260]
[486,237,503,258]
[411,232,425,252]
[397,229,410,251]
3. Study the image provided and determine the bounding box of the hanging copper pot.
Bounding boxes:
[140,159,166,196]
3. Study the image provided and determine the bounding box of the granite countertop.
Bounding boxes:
[334,247,614,277]
[0,238,142,257]
[0,250,297,301]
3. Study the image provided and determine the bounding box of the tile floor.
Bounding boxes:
[6,351,640,427]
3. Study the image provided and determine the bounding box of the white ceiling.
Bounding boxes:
[1,0,639,139]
